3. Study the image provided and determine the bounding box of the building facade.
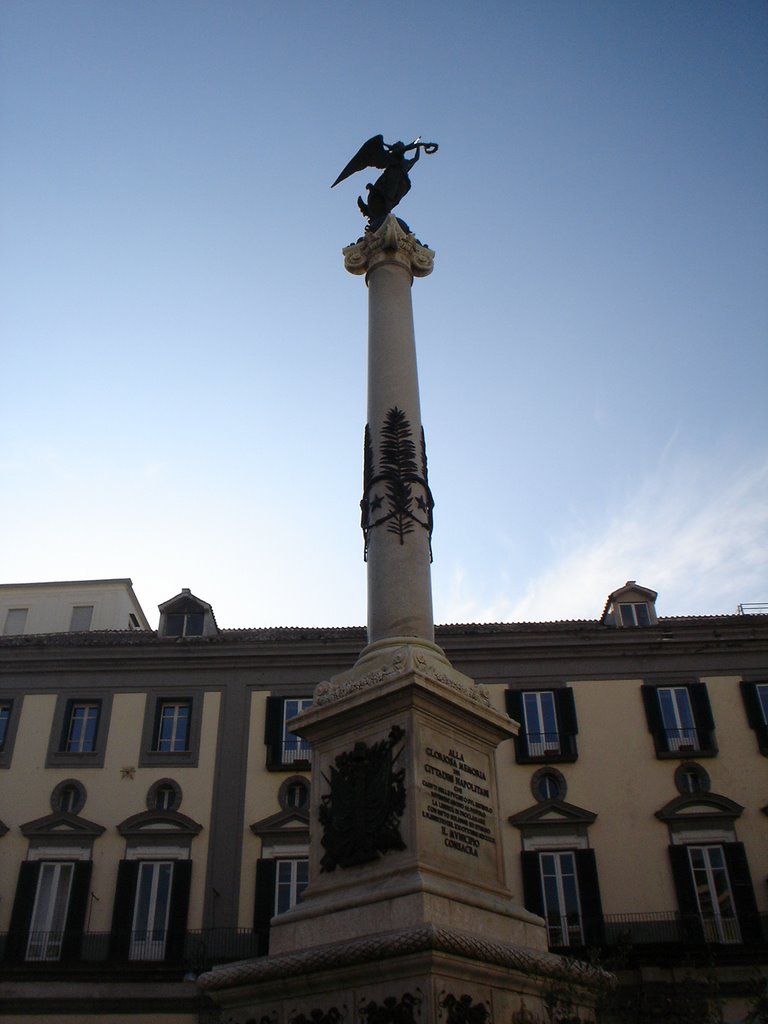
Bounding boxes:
[0,581,766,1022]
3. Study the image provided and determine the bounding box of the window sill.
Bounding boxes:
[655,748,718,760]
[46,751,103,769]
[266,759,311,773]
[138,750,199,768]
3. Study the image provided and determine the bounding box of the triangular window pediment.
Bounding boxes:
[251,807,310,844]
[20,812,105,838]
[509,798,597,828]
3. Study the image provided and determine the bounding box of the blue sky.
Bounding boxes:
[1,1,766,628]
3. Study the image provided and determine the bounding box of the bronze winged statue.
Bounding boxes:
[332,135,438,229]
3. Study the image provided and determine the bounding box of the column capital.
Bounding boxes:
[342,215,435,279]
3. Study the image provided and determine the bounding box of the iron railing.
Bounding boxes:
[3,915,767,971]
[525,731,561,758]
[661,727,700,752]
[550,912,768,949]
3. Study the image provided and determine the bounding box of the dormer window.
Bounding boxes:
[158,589,217,638]
[601,581,658,627]
[165,610,203,637]
[618,602,651,627]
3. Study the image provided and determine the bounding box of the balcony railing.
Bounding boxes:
[2,915,767,972]
[549,912,768,950]
[525,731,561,758]
[280,738,311,765]
[0,928,264,971]
[662,727,700,752]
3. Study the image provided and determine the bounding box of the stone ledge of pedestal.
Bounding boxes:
[342,215,435,279]
[198,922,612,1024]
[268,880,548,957]
[295,639,516,743]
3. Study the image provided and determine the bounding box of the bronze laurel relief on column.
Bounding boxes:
[319,726,406,872]
[360,408,434,561]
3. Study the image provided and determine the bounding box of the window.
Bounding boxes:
[0,697,21,768]
[531,767,567,803]
[26,862,75,961]
[109,858,192,963]
[139,692,202,768]
[669,842,760,945]
[674,762,710,796]
[69,605,94,631]
[164,611,204,637]
[254,856,309,955]
[758,684,768,721]
[46,693,112,768]
[6,860,93,963]
[523,692,560,757]
[130,861,174,960]
[740,681,768,755]
[539,851,583,945]
[619,602,651,627]
[265,696,313,769]
[0,702,11,750]
[62,702,100,753]
[3,607,28,634]
[148,780,182,812]
[506,689,578,763]
[285,779,309,809]
[688,845,740,943]
[641,683,716,757]
[658,687,698,751]
[51,779,86,815]
[521,848,604,947]
[274,858,309,915]
[154,701,191,752]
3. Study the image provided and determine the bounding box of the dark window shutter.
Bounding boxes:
[520,851,545,919]
[61,861,92,961]
[668,845,704,943]
[689,683,716,752]
[254,859,277,956]
[506,690,529,762]
[264,697,284,769]
[109,860,139,960]
[557,689,579,759]
[575,849,604,945]
[6,862,41,962]
[740,681,764,728]
[165,859,192,962]
[641,686,665,753]
[740,682,768,754]
[723,842,761,943]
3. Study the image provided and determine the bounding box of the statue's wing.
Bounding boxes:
[331,135,388,187]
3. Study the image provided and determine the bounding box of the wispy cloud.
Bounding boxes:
[437,451,768,623]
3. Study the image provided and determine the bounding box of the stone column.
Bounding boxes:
[344,216,436,647]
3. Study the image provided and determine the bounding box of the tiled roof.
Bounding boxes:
[1,613,766,648]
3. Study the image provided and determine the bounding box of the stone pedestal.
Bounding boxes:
[269,640,541,956]
[199,642,609,1023]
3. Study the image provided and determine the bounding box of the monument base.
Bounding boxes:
[199,923,608,1024]
[198,643,611,1022]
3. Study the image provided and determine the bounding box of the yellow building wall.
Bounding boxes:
[0,689,221,933]
[492,675,768,917]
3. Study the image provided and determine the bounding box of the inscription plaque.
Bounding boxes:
[420,742,497,860]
